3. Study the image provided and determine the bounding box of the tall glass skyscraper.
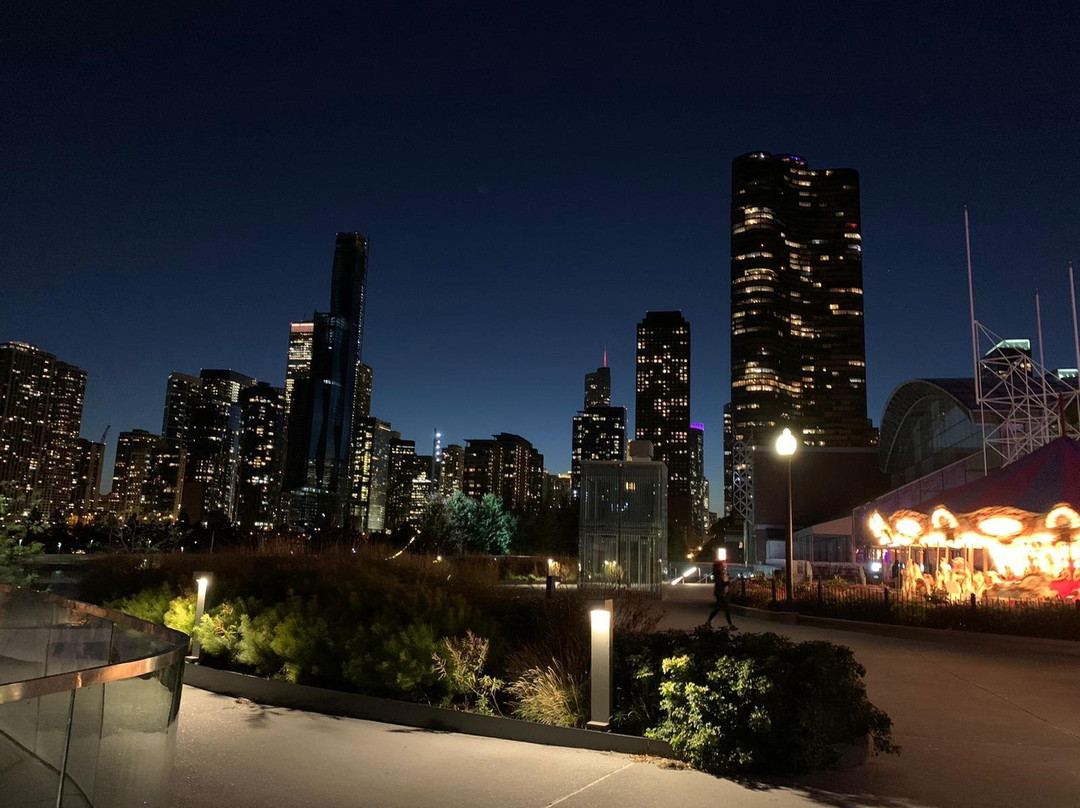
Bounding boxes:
[284,233,368,530]
[730,151,872,449]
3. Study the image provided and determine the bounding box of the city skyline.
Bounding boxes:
[4,4,1079,497]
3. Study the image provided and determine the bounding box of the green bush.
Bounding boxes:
[106,583,176,625]
[617,629,894,776]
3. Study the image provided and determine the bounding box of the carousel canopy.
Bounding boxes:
[915,437,1080,514]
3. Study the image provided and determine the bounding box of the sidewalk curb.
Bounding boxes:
[731,604,1080,657]
[182,663,674,758]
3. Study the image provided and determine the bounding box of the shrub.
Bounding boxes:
[106,583,176,625]
[433,631,504,715]
[163,593,195,635]
[507,663,586,727]
[619,629,894,776]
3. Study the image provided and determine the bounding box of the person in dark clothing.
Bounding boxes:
[705,559,736,629]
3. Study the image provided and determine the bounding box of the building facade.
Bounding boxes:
[112,429,160,520]
[635,311,693,534]
[464,433,544,512]
[236,382,287,530]
[729,151,873,451]
[180,369,255,525]
[284,321,314,416]
[578,441,668,596]
[0,342,86,522]
[284,233,368,530]
[350,416,392,533]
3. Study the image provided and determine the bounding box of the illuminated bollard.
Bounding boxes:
[587,598,613,731]
[188,571,213,661]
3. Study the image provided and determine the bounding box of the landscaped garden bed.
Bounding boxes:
[82,550,895,776]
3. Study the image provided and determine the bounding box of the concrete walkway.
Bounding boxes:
[172,586,1080,807]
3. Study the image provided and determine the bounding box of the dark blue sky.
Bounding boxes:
[3,3,1079,500]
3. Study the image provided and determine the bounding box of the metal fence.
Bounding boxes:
[729,578,1080,641]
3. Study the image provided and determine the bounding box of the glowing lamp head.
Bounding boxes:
[716,547,727,562]
[895,517,923,540]
[775,428,798,457]
[589,606,612,633]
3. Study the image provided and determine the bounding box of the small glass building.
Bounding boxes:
[579,453,667,596]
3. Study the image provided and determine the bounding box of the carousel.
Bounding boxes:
[867,437,1080,602]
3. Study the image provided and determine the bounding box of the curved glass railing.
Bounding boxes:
[0,585,188,808]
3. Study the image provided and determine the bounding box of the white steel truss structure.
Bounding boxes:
[731,439,754,525]
[976,324,1080,468]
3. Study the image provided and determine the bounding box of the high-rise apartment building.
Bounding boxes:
[571,362,626,498]
[72,438,105,516]
[385,435,419,533]
[355,363,373,420]
[635,311,692,534]
[284,233,368,530]
[112,429,160,520]
[0,342,86,522]
[438,443,465,496]
[730,151,872,449]
[236,383,287,530]
[463,433,544,512]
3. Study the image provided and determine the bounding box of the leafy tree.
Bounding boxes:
[0,495,45,585]
[439,492,516,555]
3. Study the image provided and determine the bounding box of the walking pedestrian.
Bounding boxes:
[705,558,736,629]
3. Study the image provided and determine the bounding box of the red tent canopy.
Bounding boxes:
[915,437,1080,515]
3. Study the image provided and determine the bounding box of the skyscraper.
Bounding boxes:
[0,342,86,522]
[584,364,611,408]
[284,233,368,530]
[350,416,392,533]
[72,437,105,517]
[730,151,872,450]
[181,369,256,524]
[284,321,315,415]
[571,361,626,498]
[236,382,287,530]
[147,372,202,521]
[635,311,692,534]
[112,429,160,520]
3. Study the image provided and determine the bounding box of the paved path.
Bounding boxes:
[172,586,1080,808]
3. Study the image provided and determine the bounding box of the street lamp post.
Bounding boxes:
[775,428,798,605]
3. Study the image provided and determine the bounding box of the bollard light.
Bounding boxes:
[775,427,798,604]
[188,571,213,661]
[587,598,613,731]
[716,546,727,562]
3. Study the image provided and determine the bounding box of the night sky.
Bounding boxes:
[3,3,1079,500]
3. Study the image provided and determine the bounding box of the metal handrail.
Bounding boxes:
[0,584,189,705]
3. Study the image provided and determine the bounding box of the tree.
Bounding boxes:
[441,492,515,555]
[0,495,44,585]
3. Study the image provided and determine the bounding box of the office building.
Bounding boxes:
[236,383,287,530]
[112,429,160,520]
[284,321,314,415]
[584,364,611,408]
[464,433,544,512]
[729,151,872,450]
[689,423,707,536]
[144,372,202,521]
[284,233,368,530]
[0,342,86,522]
[351,416,392,533]
[571,361,626,498]
[635,311,692,534]
[180,369,255,524]
[385,435,425,532]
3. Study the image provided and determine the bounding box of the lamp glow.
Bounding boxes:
[775,427,797,456]
[189,572,213,661]
[716,547,727,562]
